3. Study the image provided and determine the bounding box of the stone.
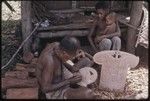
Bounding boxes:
[6,87,38,99]
[93,50,139,92]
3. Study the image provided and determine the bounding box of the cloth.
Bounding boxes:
[93,50,139,92]
[64,60,98,87]
[45,86,69,99]
[98,36,121,51]
[135,6,148,48]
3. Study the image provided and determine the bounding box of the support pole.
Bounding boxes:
[21,1,32,53]
[126,1,143,54]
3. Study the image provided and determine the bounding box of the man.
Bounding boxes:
[36,36,96,99]
[88,1,121,52]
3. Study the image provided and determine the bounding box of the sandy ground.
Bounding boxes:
[1,1,149,100]
[91,65,148,99]
[2,1,21,21]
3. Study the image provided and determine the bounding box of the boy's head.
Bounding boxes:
[106,12,116,25]
[95,1,110,19]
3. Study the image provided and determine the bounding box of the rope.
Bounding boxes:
[1,23,41,70]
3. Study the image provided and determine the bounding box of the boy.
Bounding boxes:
[95,12,117,44]
[88,1,121,52]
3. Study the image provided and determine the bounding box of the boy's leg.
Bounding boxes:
[111,36,121,50]
[98,38,112,51]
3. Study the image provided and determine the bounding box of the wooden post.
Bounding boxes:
[126,1,143,54]
[21,1,32,53]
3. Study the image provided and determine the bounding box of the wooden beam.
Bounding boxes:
[126,1,143,54]
[118,19,139,30]
[37,30,89,38]
[21,1,32,53]
[116,13,139,30]
[37,23,93,31]
[49,9,84,14]
[2,77,38,91]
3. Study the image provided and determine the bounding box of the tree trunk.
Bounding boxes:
[126,1,143,54]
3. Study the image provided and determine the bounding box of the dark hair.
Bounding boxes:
[95,1,110,10]
[60,36,80,54]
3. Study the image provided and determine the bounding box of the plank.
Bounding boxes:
[38,30,89,38]
[6,88,38,99]
[49,8,84,14]
[37,23,93,31]
[5,71,29,79]
[2,77,38,91]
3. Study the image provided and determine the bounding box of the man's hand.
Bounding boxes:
[68,72,82,84]
[75,50,86,60]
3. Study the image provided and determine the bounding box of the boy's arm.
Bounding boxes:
[102,27,109,35]
[97,21,121,40]
[88,20,98,52]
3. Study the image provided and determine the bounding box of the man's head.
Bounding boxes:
[59,36,80,61]
[106,12,116,25]
[95,1,110,19]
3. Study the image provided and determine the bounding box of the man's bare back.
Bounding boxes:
[36,42,64,90]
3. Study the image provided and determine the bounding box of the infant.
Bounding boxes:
[95,12,117,44]
[102,12,117,35]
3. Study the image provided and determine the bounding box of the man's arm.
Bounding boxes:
[63,62,79,72]
[40,56,81,93]
[84,52,93,61]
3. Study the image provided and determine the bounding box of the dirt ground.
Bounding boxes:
[1,1,149,99]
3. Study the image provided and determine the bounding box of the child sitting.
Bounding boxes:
[95,12,117,44]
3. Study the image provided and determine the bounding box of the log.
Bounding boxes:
[5,71,29,79]
[37,23,92,31]
[28,63,36,68]
[14,67,36,77]
[38,30,89,38]
[16,63,28,68]
[126,1,143,54]
[22,51,34,64]
[14,64,36,77]
[31,58,38,64]
[2,77,38,91]
[14,63,28,71]
[15,66,26,71]
[14,63,36,77]
[27,68,36,77]
[6,88,39,99]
